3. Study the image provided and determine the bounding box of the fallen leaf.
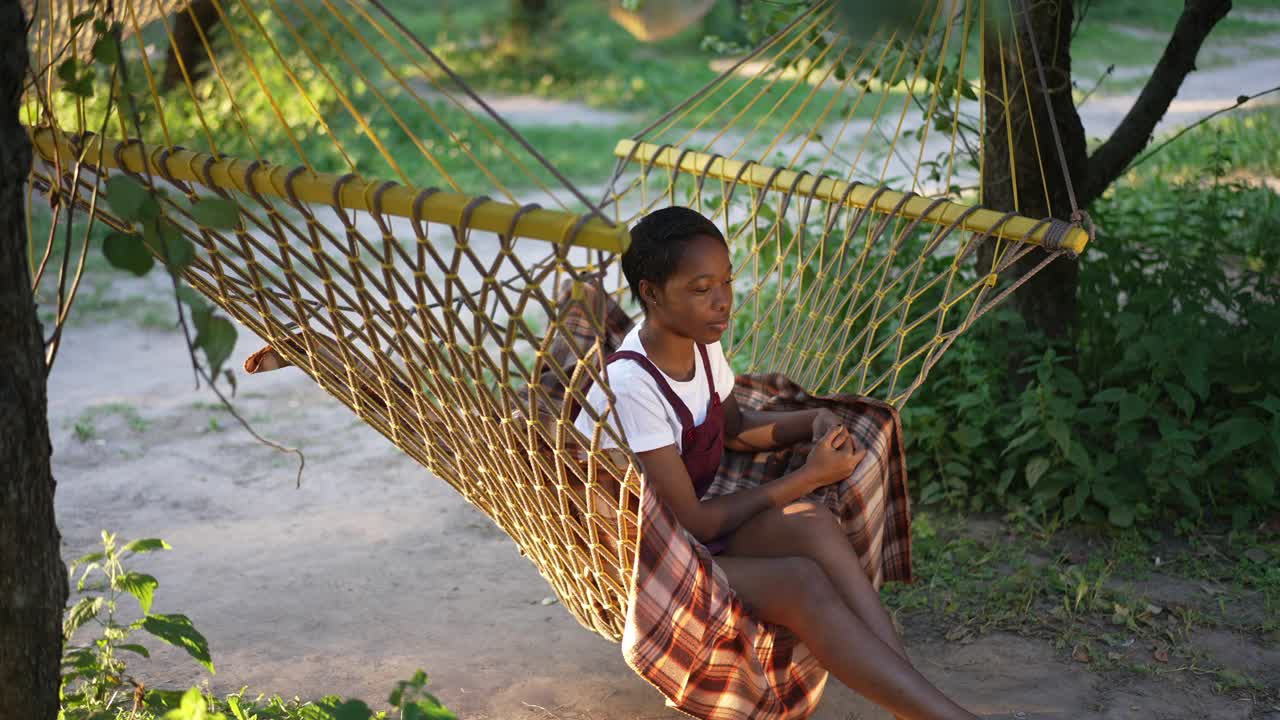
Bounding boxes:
[1153,647,1169,663]
[1144,603,1163,616]
[945,625,972,643]
[540,596,558,606]
[1072,644,1092,663]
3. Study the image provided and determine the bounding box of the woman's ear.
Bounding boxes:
[639,279,660,308]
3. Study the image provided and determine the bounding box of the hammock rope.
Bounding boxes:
[23,0,1091,643]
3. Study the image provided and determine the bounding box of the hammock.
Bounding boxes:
[24,0,1089,715]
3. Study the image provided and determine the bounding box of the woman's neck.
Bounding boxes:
[638,319,696,382]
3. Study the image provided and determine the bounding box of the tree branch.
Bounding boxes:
[1083,0,1232,205]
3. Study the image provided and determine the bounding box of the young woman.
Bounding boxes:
[573,207,978,720]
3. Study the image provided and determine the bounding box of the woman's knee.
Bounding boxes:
[782,499,839,527]
[772,557,841,627]
[781,500,846,548]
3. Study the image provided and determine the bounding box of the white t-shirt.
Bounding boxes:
[573,325,736,453]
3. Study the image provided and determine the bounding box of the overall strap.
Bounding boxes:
[696,343,717,399]
[607,350,695,429]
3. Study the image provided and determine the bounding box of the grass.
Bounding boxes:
[885,510,1280,703]
[1125,106,1280,182]
[69,403,151,442]
[1080,0,1280,36]
[1072,1,1280,91]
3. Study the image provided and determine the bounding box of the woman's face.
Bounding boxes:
[642,233,733,344]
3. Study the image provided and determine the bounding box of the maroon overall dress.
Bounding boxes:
[606,343,729,554]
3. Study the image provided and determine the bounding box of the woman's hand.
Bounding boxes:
[810,408,843,443]
[804,425,865,489]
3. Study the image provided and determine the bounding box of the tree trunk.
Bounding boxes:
[0,3,67,720]
[981,0,1088,346]
[161,0,221,92]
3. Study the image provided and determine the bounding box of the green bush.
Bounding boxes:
[900,128,1280,530]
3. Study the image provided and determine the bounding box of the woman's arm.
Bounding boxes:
[722,395,820,452]
[637,426,860,543]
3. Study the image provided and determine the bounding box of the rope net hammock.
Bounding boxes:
[24,0,1089,679]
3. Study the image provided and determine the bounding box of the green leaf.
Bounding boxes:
[106,175,152,221]
[118,643,151,658]
[145,688,189,712]
[1091,388,1127,404]
[71,11,95,28]
[995,467,1016,495]
[162,687,223,720]
[1118,393,1149,424]
[124,538,172,555]
[57,58,80,83]
[1064,481,1089,520]
[1163,382,1195,417]
[1045,420,1071,456]
[197,316,237,377]
[952,425,982,448]
[190,304,214,341]
[1002,426,1042,455]
[189,197,241,230]
[156,219,196,272]
[92,34,120,65]
[1179,353,1209,399]
[67,76,97,98]
[1025,456,1051,488]
[103,232,155,276]
[70,550,105,570]
[118,572,159,614]
[62,646,96,669]
[402,698,457,720]
[143,614,214,673]
[63,596,103,638]
[1065,442,1093,474]
[332,700,374,720]
[1244,468,1275,504]
[1108,504,1135,528]
[1210,416,1267,456]
[177,286,209,311]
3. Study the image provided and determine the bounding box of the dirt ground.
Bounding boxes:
[50,319,1277,720]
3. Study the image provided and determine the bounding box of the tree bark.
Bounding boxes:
[0,2,67,720]
[161,0,221,92]
[981,0,1088,345]
[1083,0,1232,206]
[981,0,1234,348]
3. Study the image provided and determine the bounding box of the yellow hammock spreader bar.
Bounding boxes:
[614,139,1090,255]
[28,127,631,253]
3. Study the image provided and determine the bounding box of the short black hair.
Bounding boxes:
[621,207,726,312]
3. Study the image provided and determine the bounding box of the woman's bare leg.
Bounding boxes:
[716,555,976,720]
[725,500,910,661]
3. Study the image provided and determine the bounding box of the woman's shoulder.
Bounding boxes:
[602,357,662,394]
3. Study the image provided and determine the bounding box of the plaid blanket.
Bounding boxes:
[550,282,913,720]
